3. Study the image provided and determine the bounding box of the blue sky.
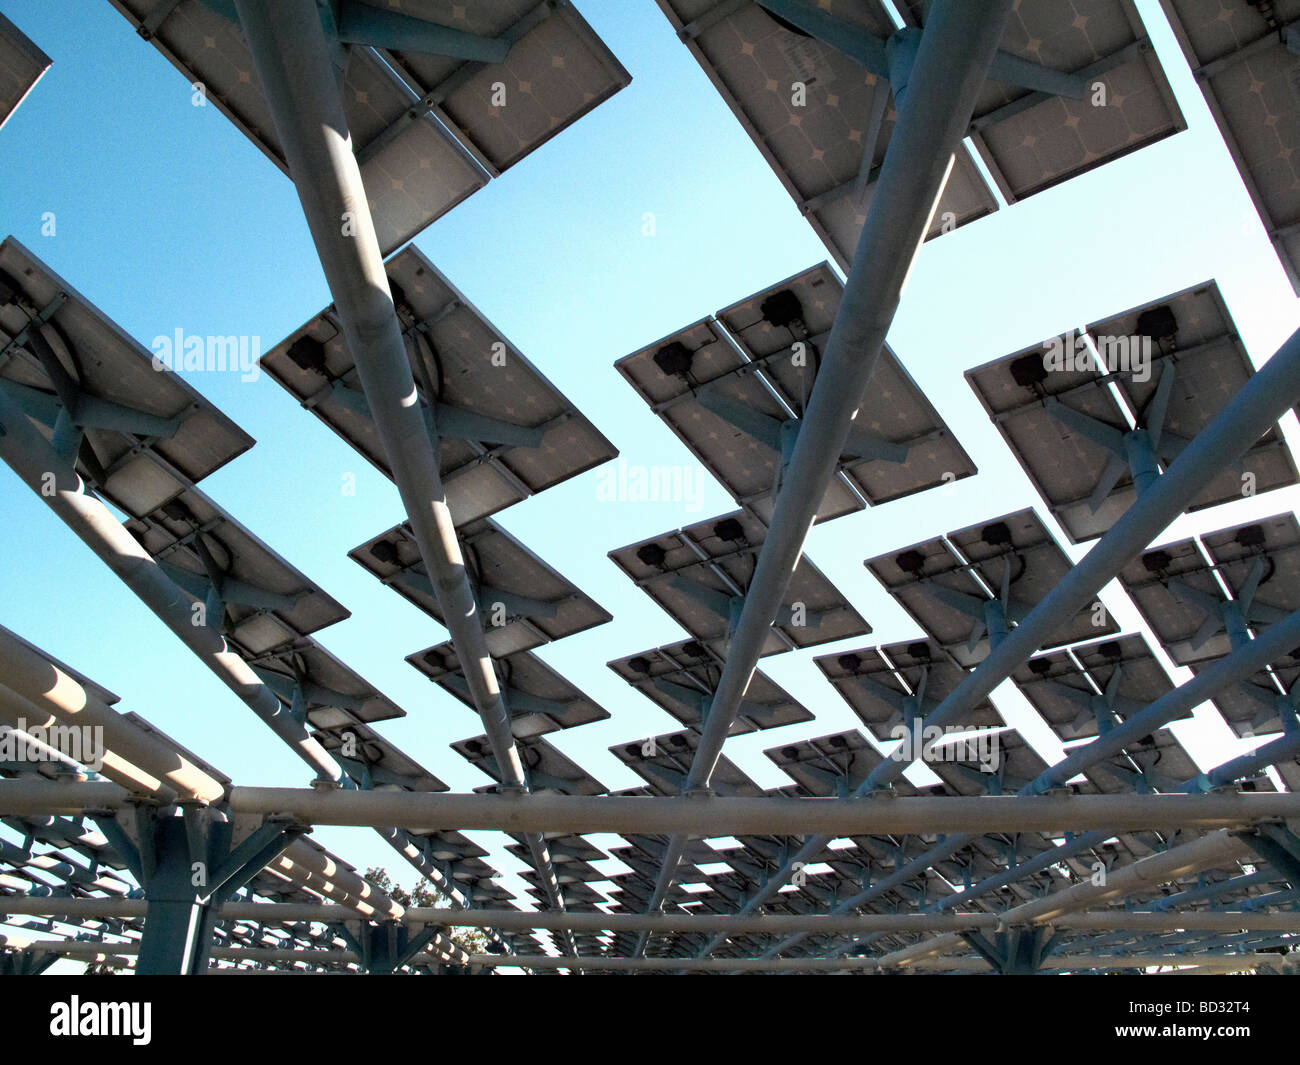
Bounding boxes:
[1,0,1299,923]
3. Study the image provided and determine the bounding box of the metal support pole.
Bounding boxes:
[230,0,570,944]
[634,0,1016,950]
[91,806,305,975]
[0,385,345,785]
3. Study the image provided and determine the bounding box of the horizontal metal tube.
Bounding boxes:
[4,899,1293,934]
[3,780,1299,834]
[0,626,225,802]
[882,829,1252,966]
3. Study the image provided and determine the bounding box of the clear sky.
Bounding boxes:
[1,0,1299,937]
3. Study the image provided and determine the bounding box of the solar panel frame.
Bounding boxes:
[371,0,633,177]
[0,11,50,130]
[411,642,609,738]
[451,732,606,795]
[814,637,1003,740]
[866,509,1116,668]
[260,245,617,528]
[351,515,611,657]
[1079,727,1201,795]
[123,480,351,652]
[897,0,1186,206]
[607,637,815,735]
[241,634,407,729]
[1119,514,1300,667]
[765,729,925,797]
[610,507,871,658]
[0,238,254,517]
[716,264,978,510]
[1188,651,1300,738]
[107,0,492,256]
[611,728,765,797]
[1013,634,1180,741]
[654,0,999,270]
[924,728,1047,797]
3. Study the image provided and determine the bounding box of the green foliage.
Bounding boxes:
[364,867,489,959]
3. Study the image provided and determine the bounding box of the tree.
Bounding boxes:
[364,867,488,959]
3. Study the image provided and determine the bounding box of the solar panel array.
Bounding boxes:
[3,0,1300,975]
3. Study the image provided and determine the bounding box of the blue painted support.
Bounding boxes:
[1046,384,1181,511]
[694,387,785,452]
[334,920,440,975]
[756,0,889,75]
[0,376,182,443]
[1244,825,1300,890]
[983,597,1010,651]
[961,925,1061,974]
[335,1,511,64]
[1125,429,1159,495]
[0,948,58,976]
[91,805,305,975]
[321,378,545,448]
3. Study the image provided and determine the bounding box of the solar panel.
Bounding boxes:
[0,238,254,517]
[244,634,406,729]
[396,828,518,905]
[656,2,1183,270]
[451,732,605,795]
[610,507,871,658]
[411,642,609,737]
[654,0,997,269]
[261,245,617,527]
[1188,648,1300,738]
[351,515,610,657]
[1013,634,1180,741]
[898,0,1185,202]
[925,728,1048,797]
[966,282,1296,543]
[866,508,1117,668]
[617,263,977,524]
[1159,0,1300,292]
[611,729,765,797]
[506,832,607,870]
[371,0,632,175]
[109,1,483,256]
[1119,513,1300,666]
[608,637,815,734]
[0,12,50,130]
[313,717,448,793]
[765,730,926,797]
[814,637,1003,741]
[124,481,350,653]
[1079,727,1202,795]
